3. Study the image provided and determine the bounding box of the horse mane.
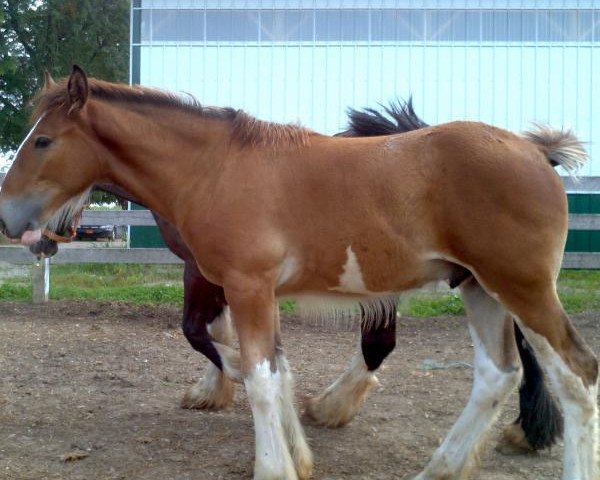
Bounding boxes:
[33,78,312,149]
[336,97,429,137]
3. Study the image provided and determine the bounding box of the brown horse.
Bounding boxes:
[1,66,595,479]
[31,98,563,452]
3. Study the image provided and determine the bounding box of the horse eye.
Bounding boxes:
[34,136,52,149]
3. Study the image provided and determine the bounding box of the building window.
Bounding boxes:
[136,8,599,44]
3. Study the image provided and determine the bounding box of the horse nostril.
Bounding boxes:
[24,221,39,233]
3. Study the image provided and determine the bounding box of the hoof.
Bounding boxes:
[304,374,378,428]
[496,423,535,455]
[180,367,235,410]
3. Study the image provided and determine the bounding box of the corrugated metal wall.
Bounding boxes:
[130,0,600,250]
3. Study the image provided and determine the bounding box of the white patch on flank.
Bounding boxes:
[330,246,382,295]
[276,254,298,288]
[305,340,378,427]
[517,323,599,480]
[245,360,297,480]
[416,327,520,479]
[334,246,368,293]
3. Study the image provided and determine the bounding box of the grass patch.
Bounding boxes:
[399,269,600,317]
[0,264,184,304]
[400,293,465,317]
[0,265,598,316]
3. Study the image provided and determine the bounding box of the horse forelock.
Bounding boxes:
[32,78,313,149]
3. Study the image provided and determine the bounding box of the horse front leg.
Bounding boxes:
[180,262,239,410]
[226,276,312,480]
[305,301,396,427]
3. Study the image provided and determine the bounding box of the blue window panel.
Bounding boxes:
[426,10,454,41]
[315,9,369,41]
[261,10,314,42]
[371,10,424,41]
[315,10,341,41]
[206,10,259,41]
[465,10,481,41]
[578,10,593,41]
[141,9,151,41]
[481,11,494,41]
[340,9,369,41]
[493,10,508,41]
[507,10,522,41]
[521,11,536,42]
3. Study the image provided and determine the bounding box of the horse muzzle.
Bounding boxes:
[0,196,44,244]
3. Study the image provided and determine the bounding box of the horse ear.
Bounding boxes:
[43,70,56,90]
[67,65,88,114]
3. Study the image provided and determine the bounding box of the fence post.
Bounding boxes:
[32,257,50,303]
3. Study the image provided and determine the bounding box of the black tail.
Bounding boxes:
[514,324,564,449]
[336,97,429,138]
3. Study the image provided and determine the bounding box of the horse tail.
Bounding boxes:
[504,323,564,451]
[336,97,429,138]
[522,123,588,177]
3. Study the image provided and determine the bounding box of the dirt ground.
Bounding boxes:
[0,301,597,480]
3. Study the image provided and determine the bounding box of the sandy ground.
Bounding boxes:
[0,300,598,480]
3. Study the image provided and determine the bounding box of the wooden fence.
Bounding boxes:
[0,172,599,302]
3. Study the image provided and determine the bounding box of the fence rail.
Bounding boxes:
[0,173,599,301]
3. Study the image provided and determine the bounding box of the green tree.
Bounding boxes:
[0,0,129,152]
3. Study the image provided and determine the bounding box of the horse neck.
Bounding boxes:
[96,183,141,206]
[87,100,232,226]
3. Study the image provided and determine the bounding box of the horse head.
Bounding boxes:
[0,66,97,245]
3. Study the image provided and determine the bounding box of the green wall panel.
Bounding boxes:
[129,203,166,249]
[566,194,600,253]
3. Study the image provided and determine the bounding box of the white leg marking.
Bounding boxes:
[182,308,237,409]
[305,341,378,427]
[519,324,598,480]
[245,360,297,480]
[416,327,521,480]
[275,353,313,479]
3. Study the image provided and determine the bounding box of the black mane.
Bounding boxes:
[337,97,428,138]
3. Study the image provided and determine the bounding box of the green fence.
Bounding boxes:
[129,203,166,248]
[567,194,600,253]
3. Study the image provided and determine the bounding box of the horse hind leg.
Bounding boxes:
[416,277,522,480]
[305,301,396,427]
[509,289,598,480]
[180,266,239,410]
[181,306,238,409]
